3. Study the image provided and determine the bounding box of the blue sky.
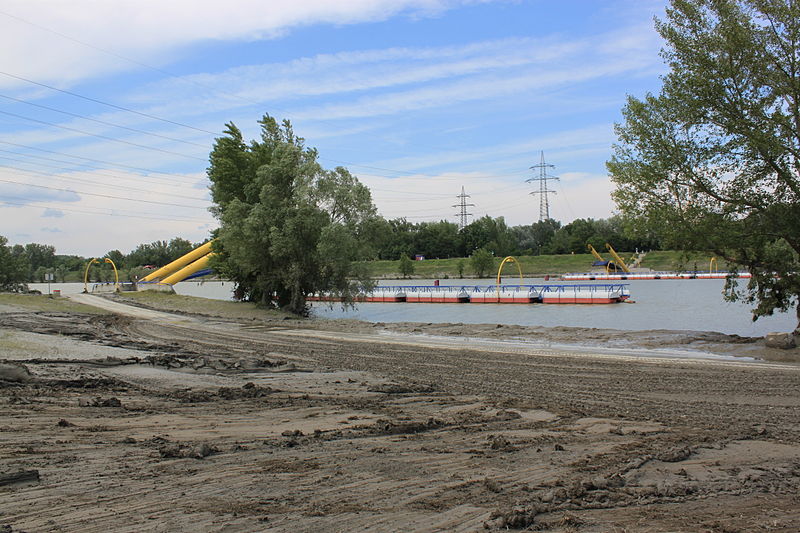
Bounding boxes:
[0,0,667,256]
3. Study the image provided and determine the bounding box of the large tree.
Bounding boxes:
[608,0,800,331]
[207,115,377,314]
[0,236,29,292]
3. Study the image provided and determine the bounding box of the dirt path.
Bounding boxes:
[1,296,799,532]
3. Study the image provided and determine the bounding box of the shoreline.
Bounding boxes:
[2,293,800,531]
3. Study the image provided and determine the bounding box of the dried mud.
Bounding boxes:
[1,296,800,532]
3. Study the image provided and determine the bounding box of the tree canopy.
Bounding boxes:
[608,0,800,330]
[207,115,377,314]
[0,236,29,292]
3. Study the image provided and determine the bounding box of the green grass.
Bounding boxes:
[364,250,729,279]
[0,293,106,314]
[42,250,732,288]
[638,251,729,272]
[116,291,293,321]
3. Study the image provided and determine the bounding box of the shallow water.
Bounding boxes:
[33,278,796,338]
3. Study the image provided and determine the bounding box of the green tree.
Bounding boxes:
[456,259,466,278]
[207,115,377,314]
[398,255,415,278]
[461,216,516,256]
[127,240,170,267]
[470,248,494,278]
[608,0,800,331]
[105,249,126,270]
[0,236,30,292]
[24,243,55,281]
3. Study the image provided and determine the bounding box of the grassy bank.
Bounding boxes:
[364,250,726,280]
[0,293,106,314]
[114,291,293,321]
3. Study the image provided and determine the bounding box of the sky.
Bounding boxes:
[0,0,668,257]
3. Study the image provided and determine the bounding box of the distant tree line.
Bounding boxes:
[0,236,203,287]
[0,215,661,290]
[368,215,661,261]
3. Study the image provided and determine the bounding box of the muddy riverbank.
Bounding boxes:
[1,294,799,532]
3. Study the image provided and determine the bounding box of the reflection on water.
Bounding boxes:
[32,278,795,337]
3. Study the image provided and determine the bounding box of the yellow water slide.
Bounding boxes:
[604,243,631,273]
[161,253,215,285]
[141,240,215,282]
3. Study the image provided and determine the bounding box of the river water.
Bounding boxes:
[34,278,794,338]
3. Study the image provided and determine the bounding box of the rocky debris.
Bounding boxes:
[657,446,693,462]
[57,418,75,427]
[483,506,537,530]
[0,361,33,383]
[491,409,522,421]
[0,469,40,487]
[45,377,129,390]
[218,382,273,399]
[765,332,796,350]
[147,353,284,372]
[171,382,276,403]
[374,417,442,436]
[155,438,217,460]
[367,382,435,394]
[79,396,123,408]
[488,435,515,451]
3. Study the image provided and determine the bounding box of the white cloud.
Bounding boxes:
[128,24,660,125]
[0,0,481,89]
[41,208,64,218]
[0,166,214,256]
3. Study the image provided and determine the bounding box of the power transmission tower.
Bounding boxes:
[527,151,559,221]
[453,186,474,229]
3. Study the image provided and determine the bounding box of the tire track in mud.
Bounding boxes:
[10,303,798,439]
[116,312,800,442]
[4,296,800,531]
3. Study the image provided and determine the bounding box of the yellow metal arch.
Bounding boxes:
[83,257,120,293]
[83,258,99,293]
[496,256,524,299]
[104,257,119,291]
[709,256,718,273]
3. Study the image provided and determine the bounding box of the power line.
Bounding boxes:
[0,109,206,161]
[0,154,209,201]
[0,70,218,135]
[0,140,202,184]
[0,14,546,187]
[0,69,528,184]
[0,176,210,209]
[0,198,210,222]
[0,147,202,190]
[0,92,211,148]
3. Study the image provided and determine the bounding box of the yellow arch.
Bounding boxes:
[83,257,119,293]
[141,240,215,282]
[105,257,119,291]
[709,256,718,273]
[496,256,524,299]
[83,258,99,293]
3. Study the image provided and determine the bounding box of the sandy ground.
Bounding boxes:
[1,294,800,532]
